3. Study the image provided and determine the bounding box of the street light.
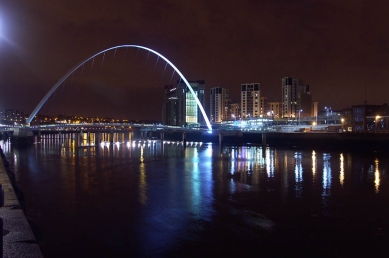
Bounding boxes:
[0,15,5,42]
[231,114,236,124]
[298,109,302,125]
[0,14,13,46]
[375,115,381,131]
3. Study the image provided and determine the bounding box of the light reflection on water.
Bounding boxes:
[340,153,345,186]
[373,158,380,193]
[294,152,303,198]
[1,135,389,257]
[1,135,387,200]
[312,150,317,177]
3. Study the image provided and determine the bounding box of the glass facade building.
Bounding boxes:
[163,79,205,127]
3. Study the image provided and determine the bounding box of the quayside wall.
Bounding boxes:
[253,132,389,150]
[0,148,43,257]
[204,132,389,150]
[31,130,389,150]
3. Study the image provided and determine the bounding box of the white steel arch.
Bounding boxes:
[26,45,212,131]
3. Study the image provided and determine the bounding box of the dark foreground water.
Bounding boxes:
[1,135,389,257]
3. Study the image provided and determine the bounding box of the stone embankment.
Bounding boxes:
[263,132,389,150]
[204,131,389,150]
[0,148,43,258]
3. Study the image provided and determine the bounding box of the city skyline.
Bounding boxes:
[1,1,388,120]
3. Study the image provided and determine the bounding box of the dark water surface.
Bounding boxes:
[1,135,389,257]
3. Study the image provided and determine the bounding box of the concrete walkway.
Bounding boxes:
[0,157,43,258]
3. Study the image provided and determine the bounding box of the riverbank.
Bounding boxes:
[204,132,389,151]
[0,149,43,257]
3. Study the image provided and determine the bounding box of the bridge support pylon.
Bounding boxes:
[262,133,267,146]
[124,132,129,143]
[95,132,101,156]
[109,131,114,144]
[95,132,101,146]
[73,133,79,148]
[219,132,223,146]
[10,126,34,145]
[182,132,186,147]
[109,142,114,156]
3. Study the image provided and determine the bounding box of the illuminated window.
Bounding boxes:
[186,92,198,123]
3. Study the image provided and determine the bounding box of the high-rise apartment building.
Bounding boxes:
[163,85,179,126]
[260,97,268,116]
[311,102,319,119]
[163,79,205,127]
[281,77,312,118]
[5,109,14,120]
[230,103,240,120]
[210,87,227,123]
[223,98,232,120]
[241,83,260,118]
[0,109,26,123]
[269,102,281,118]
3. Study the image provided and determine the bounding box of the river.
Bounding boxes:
[1,134,388,257]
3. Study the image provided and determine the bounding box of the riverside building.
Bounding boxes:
[269,102,281,118]
[241,83,260,118]
[210,87,227,123]
[281,77,312,118]
[163,79,205,127]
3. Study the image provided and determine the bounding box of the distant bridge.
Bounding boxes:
[29,122,207,133]
[26,45,213,131]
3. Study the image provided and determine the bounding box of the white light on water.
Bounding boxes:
[312,150,316,176]
[339,153,344,186]
[375,158,380,193]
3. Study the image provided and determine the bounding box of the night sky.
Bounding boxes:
[0,0,388,120]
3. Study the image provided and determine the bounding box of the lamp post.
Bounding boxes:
[231,114,236,125]
[324,106,328,124]
[375,115,381,131]
[324,107,328,124]
[341,118,344,131]
[298,109,302,125]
